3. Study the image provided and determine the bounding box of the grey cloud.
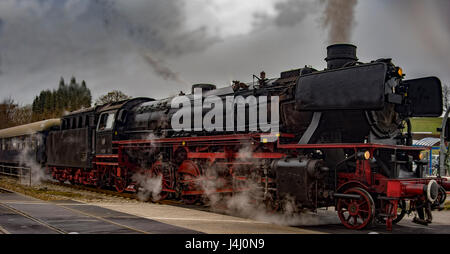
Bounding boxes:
[0,17,3,35]
[253,0,319,28]
[0,0,218,85]
[272,0,319,27]
[0,0,449,106]
[101,0,218,56]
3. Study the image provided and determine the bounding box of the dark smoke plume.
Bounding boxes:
[321,0,358,44]
[254,0,358,44]
[142,52,186,84]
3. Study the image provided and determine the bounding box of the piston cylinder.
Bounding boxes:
[402,180,439,202]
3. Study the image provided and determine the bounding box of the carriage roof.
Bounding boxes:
[0,119,61,139]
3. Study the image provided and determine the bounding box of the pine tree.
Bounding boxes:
[31,76,93,120]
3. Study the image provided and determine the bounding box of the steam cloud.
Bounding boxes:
[131,133,164,202]
[321,0,358,44]
[13,135,49,185]
[196,144,340,227]
[132,172,163,202]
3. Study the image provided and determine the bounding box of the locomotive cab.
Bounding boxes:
[95,98,153,155]
[96,110,116,154]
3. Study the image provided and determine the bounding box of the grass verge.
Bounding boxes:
[0,177,84,201]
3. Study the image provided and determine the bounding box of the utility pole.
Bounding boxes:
[439,106,450,176]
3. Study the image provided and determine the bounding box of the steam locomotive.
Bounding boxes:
[1,44,449,231]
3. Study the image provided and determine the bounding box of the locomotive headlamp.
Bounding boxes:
[397,67,403,77]
[419,153,424,160]
[356,150,371,160]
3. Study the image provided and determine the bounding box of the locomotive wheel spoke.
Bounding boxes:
[346,215,353,222]
[357,214,365,222]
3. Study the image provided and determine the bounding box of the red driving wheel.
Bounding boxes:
[178,160,202,205]
[337,187,375,230]
[148,161,175,201]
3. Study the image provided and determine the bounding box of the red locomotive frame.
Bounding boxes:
[49,132,450,231]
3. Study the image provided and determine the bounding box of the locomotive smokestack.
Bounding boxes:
[325,44,358,70]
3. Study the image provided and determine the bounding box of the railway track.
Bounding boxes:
[44,180,186,206]
[0,166,183,205]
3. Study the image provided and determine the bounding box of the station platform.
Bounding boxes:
[0,188,200,234]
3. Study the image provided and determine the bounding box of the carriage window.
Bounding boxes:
[78,117,83,128]
[89,115,95,126]
[97,112,115,131]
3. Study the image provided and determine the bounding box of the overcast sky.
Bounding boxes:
[0,0,449,105]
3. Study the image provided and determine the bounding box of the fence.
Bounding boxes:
[0,164,32,186]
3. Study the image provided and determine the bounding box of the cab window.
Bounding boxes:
[97,112,116,131]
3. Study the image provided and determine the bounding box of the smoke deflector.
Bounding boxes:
[401,77,443,117]
[296,63,387,111]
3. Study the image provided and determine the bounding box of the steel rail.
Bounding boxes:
[0,202,68,234]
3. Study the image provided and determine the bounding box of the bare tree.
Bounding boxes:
[0,97,18,129]
[95,90,131,106]
[11,105,32,126]
[0,97,34,129]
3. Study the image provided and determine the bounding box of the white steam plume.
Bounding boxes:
[13,135,49,185]
[131,133,163,201]
[197,144,340,226]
